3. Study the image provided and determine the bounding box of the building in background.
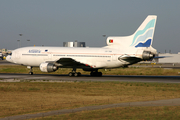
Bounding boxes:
[0,48,7,53]
[156,53,180,63]
[0,48,12,58]
[63,41,85,47]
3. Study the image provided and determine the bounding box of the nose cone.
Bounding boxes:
[6,55,13,63]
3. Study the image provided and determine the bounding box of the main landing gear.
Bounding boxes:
[68,72,81,77]
[68,68,102,77]
[68,68,81,77]
[90,71,102,77]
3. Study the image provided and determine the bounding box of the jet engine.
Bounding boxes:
[40,62,58,72]
[136,49,155,60]
[142,51,155,60]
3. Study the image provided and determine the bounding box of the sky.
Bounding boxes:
[0,0,180,53]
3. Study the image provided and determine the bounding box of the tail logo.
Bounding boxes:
[130,19,156,47]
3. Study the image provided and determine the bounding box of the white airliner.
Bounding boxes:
[6,15,157,77]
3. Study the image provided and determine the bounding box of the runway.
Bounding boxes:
[0,60,16,65]
[1,73,180,83]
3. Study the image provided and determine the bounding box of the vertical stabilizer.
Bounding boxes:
[130,15,157,47]
[106,15,157,48]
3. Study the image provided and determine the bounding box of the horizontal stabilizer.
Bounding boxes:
[154,56,171,59]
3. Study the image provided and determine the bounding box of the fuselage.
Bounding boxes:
[7,46,143,69]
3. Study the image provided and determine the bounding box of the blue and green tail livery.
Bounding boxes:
[106,15,157,49]
[130,15,157,47]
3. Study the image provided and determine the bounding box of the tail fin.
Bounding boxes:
[130,15,157,47]
[106,15,157,48]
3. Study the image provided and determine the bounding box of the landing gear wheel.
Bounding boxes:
[68,67,81,77]
[97,72,102,77]
[69,72,81,77]
[74,72,81,77]
[90,72,102,77]
[68,72,74,77]
[29,72,33,75]
[90,72,94,76]
[74,72,78,77]
[74,72,79,77]
[78,72,81,76]
[28,66,33,75]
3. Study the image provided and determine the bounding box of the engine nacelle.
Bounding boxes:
[142,51,155,60]
[39,62,58,72]
[136,50,155,60]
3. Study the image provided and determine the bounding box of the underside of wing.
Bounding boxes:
[118,55,142,65]
[55,58,93,70]
[121,56,141,63]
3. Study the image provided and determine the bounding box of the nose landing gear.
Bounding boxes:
[28,66,33,75]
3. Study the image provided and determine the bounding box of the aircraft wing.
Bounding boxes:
[55,58,92,69]
[119,55,142,64]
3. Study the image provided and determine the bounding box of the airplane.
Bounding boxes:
[6,15,157,77]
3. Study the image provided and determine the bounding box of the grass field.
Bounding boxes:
[0,82,180,118]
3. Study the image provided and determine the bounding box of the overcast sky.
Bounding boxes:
[0,0,180,53]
